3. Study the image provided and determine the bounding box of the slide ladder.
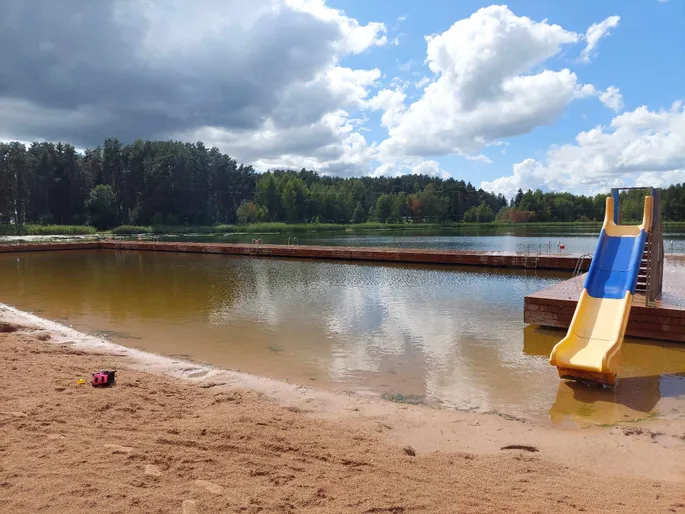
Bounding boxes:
[549,194,653,386]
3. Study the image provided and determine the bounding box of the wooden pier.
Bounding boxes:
[524,262,685,343]
[0,240,590,272]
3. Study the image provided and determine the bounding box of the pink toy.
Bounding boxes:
[92,370,116,387]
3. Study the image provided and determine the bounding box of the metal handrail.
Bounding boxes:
[573,253,593,277]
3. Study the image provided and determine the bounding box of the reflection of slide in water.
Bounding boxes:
[549,195,652,386]
[525,325,685,425]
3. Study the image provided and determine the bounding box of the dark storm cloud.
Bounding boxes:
[0,0,345,146]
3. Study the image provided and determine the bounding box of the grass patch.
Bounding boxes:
[226,222,445,233]
[150,225,219,234]
[109,225,152,235]
[111,225,225,235]
[0,224,96,236]
[5,220,685,238]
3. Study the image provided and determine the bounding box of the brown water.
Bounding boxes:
[2,249,685,426]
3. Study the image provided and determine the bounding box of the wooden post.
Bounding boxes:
[611,188,621,224]
[646,189,663,306]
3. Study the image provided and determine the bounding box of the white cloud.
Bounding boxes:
[481,101,685,196]
[183,110,376,177]
[0,0,387,175]
[0,2,640,184]
[376,5,582,161]
[636,169,685,187]
[466,154,493,164]
[574,84,624,112]
[575,84,597,98]
[367,88,407,129]
[411,160,451,179]
[413,77,431,89]
[324,67,381,107]
[599,86,624,112]
[580,15,620,63]
[398,59,414,72]
[371,158,452,179]
[285,0,387,53]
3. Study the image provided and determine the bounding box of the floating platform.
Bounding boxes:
[0,240,589,271]
[525,263,685,343]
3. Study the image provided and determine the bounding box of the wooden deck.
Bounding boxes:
[0,240,590,271]
[524,262,685,342]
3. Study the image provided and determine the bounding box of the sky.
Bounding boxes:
[0,0,683,198]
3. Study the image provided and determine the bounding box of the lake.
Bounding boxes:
[152,226,685,255]
[2,249,684,426]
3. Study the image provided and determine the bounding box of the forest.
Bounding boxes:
[1,138,684,230]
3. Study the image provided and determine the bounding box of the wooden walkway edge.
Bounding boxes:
[0,240,589,271]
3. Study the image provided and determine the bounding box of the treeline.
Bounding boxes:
[0,139,506,228]
[501,187,685,223]
[1,138,684,229]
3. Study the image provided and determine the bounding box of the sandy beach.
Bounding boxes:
[1,305,685,513]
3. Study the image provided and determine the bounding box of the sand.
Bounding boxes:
[1,308,685,513]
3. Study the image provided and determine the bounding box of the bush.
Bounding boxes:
[463,201,495,223]
[26,225,96,235]
[110,225,152,235]
[0,224,96,235]
[236,201,269,223]
[150,225,218,234]
[86,185,119,229]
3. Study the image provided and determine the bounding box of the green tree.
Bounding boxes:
[256,173,282,221]
[390,192,407,222]
[373,194,393,222]
[236,201,268,223]
[464,201,495,222]
[86,185,119,229]
[351,201,366,223]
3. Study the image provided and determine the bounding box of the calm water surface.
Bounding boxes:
[156,226,685,255]
[4,226,685,254]
[1,250,685,426]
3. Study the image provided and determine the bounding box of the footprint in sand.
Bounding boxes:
[182,499,199,514]
[144,464,162,477]
[195,479,224,494]
[104,444,134,455]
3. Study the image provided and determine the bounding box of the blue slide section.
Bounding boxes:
[584,229,647,299]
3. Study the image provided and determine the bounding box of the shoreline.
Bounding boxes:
[3,305,685,470]
[3,305,685,512]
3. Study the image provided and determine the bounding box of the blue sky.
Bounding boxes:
[1,0,683,198]
[328,0,685,192]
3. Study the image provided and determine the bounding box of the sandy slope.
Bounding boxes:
[1,308,685,513]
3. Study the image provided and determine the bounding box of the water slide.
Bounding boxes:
[549,195,653,386]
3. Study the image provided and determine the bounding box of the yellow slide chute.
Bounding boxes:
[549,195,653,386]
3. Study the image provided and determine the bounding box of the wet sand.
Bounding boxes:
[2,306,685,513]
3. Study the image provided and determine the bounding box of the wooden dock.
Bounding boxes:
[524,263,685,342]
[0,240,589,271]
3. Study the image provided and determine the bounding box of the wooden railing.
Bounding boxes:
[612,187,663,306]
